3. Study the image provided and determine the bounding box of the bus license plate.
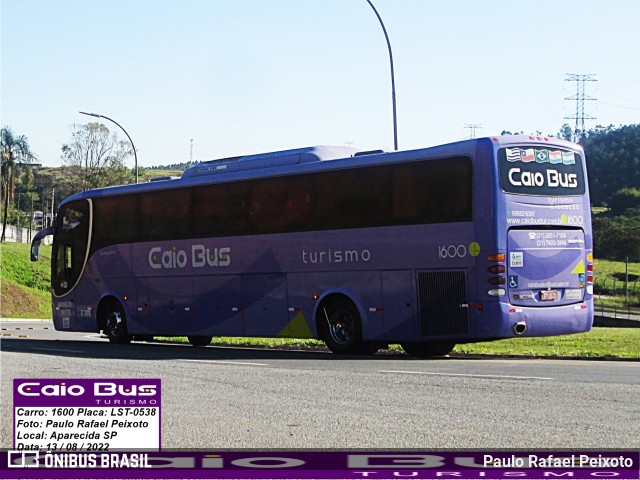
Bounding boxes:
[540,290,559,301]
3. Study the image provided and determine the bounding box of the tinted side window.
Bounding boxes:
[192,182,249,237]
[315,167,389,229]
[93,195,137,247]
[138,189,190,240]
[88,155,472,250]
[404,157,472,223]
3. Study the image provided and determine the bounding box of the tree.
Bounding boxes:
[608,187,640,216]
[1,127,35,242]
[60,122,133,194]
[592,216,640,261]
[580,124,640,206]
[558,124,573,141]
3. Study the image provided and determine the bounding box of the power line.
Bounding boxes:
[564,73,597,141]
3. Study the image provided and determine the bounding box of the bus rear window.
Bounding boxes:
[498,147,585,196]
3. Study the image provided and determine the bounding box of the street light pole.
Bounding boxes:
[79,111,138,183]
[365,0,398,151]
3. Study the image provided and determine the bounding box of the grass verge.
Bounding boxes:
[0,242,52,318]
[159,327,640,359]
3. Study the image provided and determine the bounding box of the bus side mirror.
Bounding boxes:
[31,244,39,262]
[30,226,55,262]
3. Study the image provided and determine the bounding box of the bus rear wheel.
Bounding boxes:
[104,301,132,345]
[188,336,212,347]
[401,341,455,358]
[319,298,378,355]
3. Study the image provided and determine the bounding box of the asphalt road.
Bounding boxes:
[1,320,638,449]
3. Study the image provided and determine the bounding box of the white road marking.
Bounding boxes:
[380,370,553,380]
[181,359,269,367]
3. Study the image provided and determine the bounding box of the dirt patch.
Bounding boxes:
[0,280,41,318]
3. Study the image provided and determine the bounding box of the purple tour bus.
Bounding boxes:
[31,136,594,356]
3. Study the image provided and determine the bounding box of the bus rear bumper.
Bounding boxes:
[490,301,594,338]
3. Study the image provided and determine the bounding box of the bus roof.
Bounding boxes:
[181,145,359,179]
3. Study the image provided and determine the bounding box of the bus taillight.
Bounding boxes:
[487,253,507,295]
[487,253,506,294]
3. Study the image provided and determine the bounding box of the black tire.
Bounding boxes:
[104,301,132,344]
[319,298,378,355]
[401,341,455,358]
[188,336,212,347]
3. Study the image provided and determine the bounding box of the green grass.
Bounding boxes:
[140,169,183,181]
[453,328,639,358]
[158,327,640,359]
[1,242,52,292]
[594,258,640,307]
[0,242,52,318]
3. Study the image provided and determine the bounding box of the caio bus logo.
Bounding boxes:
[16,381,157,397]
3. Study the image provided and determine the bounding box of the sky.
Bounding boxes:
[2,0,640,168]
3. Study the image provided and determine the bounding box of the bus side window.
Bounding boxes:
[192,182,249,237]
[65,244,73,272]
[284,176,313,231]
[392,168,419,221]
[250,178,288,233]
[138,189,189,240]
[55,243,73,286]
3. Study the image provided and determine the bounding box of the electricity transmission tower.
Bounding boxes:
[564,73,597,141]
[465,123,482,139]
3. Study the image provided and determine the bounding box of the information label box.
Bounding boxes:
[13,379,161,451]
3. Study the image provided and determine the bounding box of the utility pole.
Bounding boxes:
[50,188,55,227]
[365,0,398,150]
[564,73,597,142]
[465,123,482,139]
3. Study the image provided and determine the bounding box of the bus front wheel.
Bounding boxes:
[104,301,132,345]
[319,298,378,355]
[188,336,212,347]
[401,341,455,358]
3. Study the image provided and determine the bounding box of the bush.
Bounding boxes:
[593,216,640,261]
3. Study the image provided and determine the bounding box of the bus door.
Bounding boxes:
[507,228,587,307]
[51,199,92,329]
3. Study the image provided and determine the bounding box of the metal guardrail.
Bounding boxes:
[595,306,640,319]
[594,303,640,320]
[593,299,640,327]
[594,278,640,295]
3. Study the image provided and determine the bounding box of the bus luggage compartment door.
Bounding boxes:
[507,228,586,307]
